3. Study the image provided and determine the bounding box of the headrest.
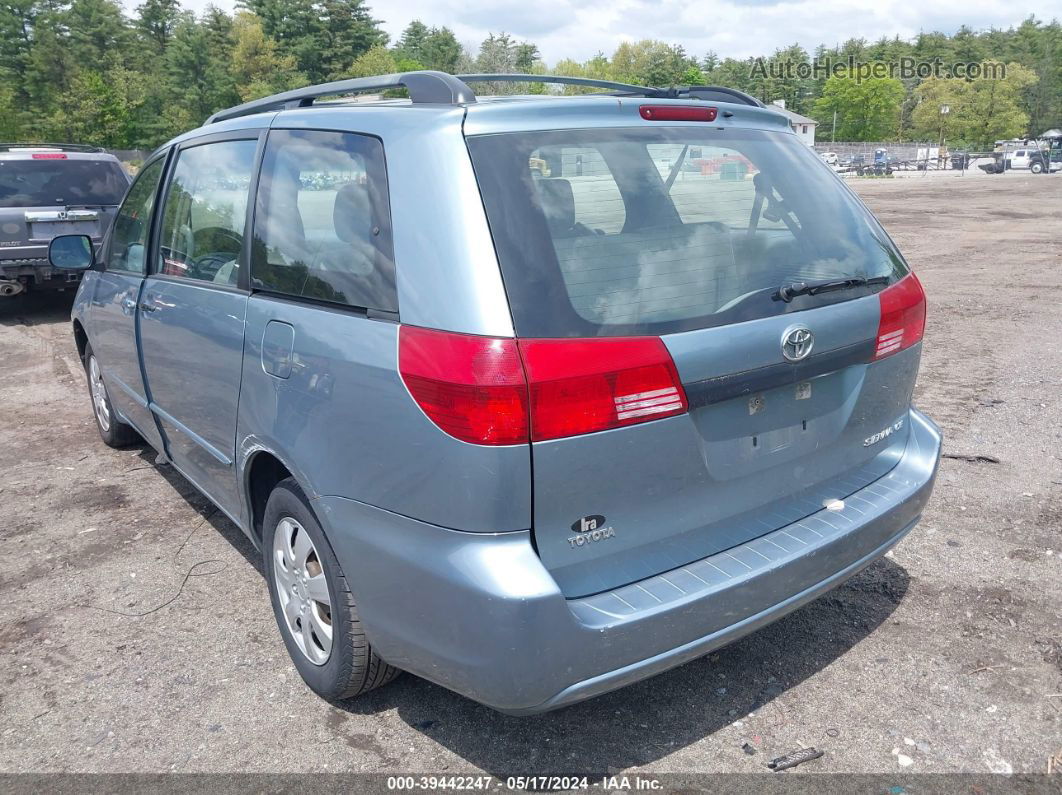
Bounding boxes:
[536,178,576,231]
[333,181,371,244]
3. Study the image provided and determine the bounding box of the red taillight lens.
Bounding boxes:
[640,105,718,122]
[399,326,528,445]
[31,152,67,159]
[399,328,689,445]
[519,337,687,442]
[874,273,926,360]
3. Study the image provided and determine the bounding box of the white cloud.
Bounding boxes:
[146,0,1056,64]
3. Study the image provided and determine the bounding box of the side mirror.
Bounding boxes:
[48,234,95,271]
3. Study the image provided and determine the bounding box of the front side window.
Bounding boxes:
[157,139,257,286]
[250,129,397,313]
[468,127,909,337]
[108,158,164,275]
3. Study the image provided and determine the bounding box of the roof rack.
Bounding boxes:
[0,142,106,153]
[458,73,661,96]
[206,70,476,123]
[205,71,764,124]
[457,74,764,107]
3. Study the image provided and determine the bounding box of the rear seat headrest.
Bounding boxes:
[536,178,576,231]
[333,181,371,244]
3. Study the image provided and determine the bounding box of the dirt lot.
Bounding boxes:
[0,175,1059,778]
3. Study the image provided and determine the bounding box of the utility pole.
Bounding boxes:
[832,109,837,144]
[938,104,950,168]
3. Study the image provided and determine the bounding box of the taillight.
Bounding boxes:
[640,105,718,122]
[31,152,67,159]
[398,326,528,445]
[873,273,926,360]
[519,337,687,441]
[399,328,688,445]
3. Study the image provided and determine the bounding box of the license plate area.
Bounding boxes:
[28,220,99,240]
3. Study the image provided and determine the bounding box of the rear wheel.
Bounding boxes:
[1030,161,1044,174]
[84,343,139,448]
[263,478,400,700]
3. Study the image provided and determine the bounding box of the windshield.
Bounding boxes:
[467,127,909,337]
[0,159,129,208]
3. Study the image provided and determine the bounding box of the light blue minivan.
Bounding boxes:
[53,72,941,714]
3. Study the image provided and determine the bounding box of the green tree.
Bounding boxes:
[394,19,428,63]
[317,0,386,80]
[163,16,238,130]
[813,68,905,140]
[230,11,303,100]
[39,66,147,146]
[135,0,181,51]
[420,26,461,73]
[65,0,131,65]
[348,43,396,77]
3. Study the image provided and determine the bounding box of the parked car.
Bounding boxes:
[0,144,130,298]
[55,71,942,715]
[1004,148,1034,170]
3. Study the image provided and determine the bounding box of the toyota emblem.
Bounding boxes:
[781,326,814,362]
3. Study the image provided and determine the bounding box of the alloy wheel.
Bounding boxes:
[272,517,333,665]
[88,355,111,432]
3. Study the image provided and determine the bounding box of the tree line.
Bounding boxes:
[0,0,1058,151]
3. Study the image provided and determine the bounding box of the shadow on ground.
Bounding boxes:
[134,446,263,575]
[326,557,908,775]
[0,290,76,326]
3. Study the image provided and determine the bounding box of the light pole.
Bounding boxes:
[938,104,950,167]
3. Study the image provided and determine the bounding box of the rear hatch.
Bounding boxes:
[465,118,926,598]
[0,155,127,253]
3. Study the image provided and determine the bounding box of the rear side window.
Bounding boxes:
[157,139,258,286]
[250,129,397,313]
[108,158,164,275]
[468,127,909,337]
[0,158,128,208]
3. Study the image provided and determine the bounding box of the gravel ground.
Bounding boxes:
[0,174,1059,778]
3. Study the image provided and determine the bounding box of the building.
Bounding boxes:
[769,100,817,146]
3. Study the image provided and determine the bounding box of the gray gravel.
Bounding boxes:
[0,174,1059,776]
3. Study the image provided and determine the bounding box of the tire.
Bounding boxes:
[83,343,140,448]
[1030,161,1044,174]
[263,478,400,701]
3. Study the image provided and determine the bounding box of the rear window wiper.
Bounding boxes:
[773,275,889,303]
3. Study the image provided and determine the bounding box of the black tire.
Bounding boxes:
[1030,161,1044,174]
[83,342,140,448]
[263,478,400,701]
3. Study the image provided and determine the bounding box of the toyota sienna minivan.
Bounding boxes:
[51,71,942,714]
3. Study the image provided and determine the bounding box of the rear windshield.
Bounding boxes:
[0,159,128,208]
[467,127,909,337]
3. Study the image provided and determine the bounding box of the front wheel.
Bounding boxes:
[263,478,400,700]
[84,343,140,448]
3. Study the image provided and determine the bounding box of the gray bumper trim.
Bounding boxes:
[319,407,941,715]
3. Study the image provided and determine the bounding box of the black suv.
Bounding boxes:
[0,144,130,298]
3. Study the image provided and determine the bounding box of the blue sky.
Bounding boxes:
[159,0,1060,64]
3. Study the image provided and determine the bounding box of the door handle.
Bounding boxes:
[139,300,159,312]
[121,296,137,311]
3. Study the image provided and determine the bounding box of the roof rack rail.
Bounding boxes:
[457,74,764,106]
[0,142,106,153]
[457,73,663,96]
[679,85,764,107]
[206,70,476,124]
[205,71,765,125]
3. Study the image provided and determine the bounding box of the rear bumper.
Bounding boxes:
[318,407,941,715]
[0,255,81,291]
